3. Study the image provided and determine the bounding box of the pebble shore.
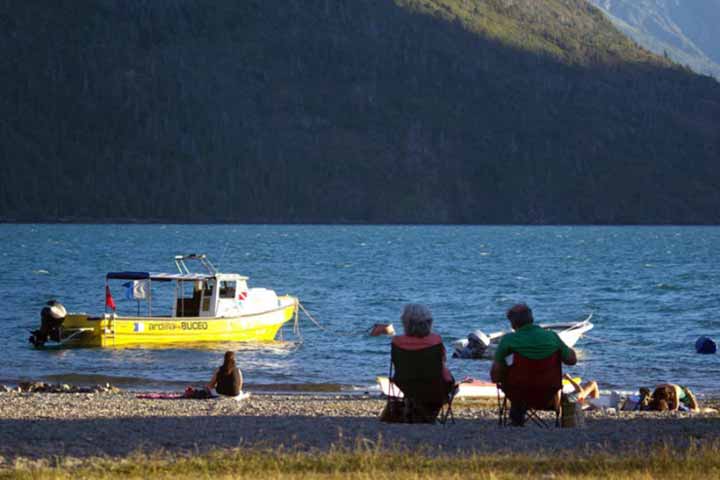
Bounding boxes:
[1,389,719,465]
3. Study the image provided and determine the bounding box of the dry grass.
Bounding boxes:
[3,439,720,480]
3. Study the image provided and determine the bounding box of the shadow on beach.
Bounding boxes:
[2,412,719,462]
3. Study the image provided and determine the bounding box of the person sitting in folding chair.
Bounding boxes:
[490,304,577,427]
[385,304,456,424]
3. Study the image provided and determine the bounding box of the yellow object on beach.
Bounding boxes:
[30,254,298,348]
[562,377,582,387]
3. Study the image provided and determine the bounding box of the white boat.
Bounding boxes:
[452,314,594,359]
[376,376,502,399]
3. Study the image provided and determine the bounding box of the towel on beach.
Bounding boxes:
[136,392,185,399]
[584,392,622,410]
[135,387,212,400]
[136,389,251,401]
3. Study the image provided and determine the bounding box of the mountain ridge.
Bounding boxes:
[1,0,719,224]
[588,0,720,79]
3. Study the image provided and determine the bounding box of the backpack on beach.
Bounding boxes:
[637,387,652,411]
[183,386,213,399]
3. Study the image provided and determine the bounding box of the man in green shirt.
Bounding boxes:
[491,304,577,382]
[490,304,577,425]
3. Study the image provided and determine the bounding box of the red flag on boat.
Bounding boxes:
[105,285,116,311]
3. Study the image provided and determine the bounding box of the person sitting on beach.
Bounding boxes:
[647,384,699,412]
[563,373,600,403]
[490,304,577,425]
[206,351,243,397]
[387,304,454,422]
[491,304,578,382]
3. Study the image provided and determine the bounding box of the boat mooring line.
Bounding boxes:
[292,305,304,342]
[298,302,325,331]
[585,334,656,350]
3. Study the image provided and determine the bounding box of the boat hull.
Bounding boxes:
[58,296,298,348]
[452,316,594,358]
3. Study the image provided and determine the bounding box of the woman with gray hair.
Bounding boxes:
[393,303,452,383]
[385,304,454,422]
[400,303,434,338]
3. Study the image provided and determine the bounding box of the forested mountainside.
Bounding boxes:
[1,0,719,224]
[589,0,720,79]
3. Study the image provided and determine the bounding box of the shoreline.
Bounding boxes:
[1,379,377,396]
[1,390,719,465]
[4,379,720,400]
[4,221,720,226]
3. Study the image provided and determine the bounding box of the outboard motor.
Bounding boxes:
[453,329,491,359]
[467,329,491,357]
[29,300,67,347]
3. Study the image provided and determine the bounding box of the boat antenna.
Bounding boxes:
[174,255,190,274]
[217,241,229,273]
[202,255,218,275]
[174,254,217,275]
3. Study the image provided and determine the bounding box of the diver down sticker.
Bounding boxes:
[133,322,145,333]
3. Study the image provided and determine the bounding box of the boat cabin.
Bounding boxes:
[104,254,260,319]
[105,271,249,319]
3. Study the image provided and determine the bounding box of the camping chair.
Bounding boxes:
[497,351,563,428]
[386,342,456,424]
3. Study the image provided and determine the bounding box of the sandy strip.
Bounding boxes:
[0,392,719,464]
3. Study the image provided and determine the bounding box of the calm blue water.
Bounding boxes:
[0,225,718,393]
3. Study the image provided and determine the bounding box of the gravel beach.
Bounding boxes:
[1,390,719,465]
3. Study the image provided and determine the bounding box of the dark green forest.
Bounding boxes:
[1,0,719,224]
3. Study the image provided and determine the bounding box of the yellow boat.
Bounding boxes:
[29,254,299,348]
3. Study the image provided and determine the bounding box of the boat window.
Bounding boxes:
[176,280,201,317]
[201,280,215,312]
[219,281,236,299]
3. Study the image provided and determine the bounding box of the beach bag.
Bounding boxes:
[622,395,640,411]
[561,395,584,428]
[379,397,406,423]
[379,397,440,423]
[183,387,213,399]
[637,387,653,411]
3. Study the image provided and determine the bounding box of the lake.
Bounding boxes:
[0,225,718,394]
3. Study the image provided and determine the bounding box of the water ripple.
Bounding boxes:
[1,225,719,393]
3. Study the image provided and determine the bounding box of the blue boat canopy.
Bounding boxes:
[106,272,150,280]
[106,272,212,282]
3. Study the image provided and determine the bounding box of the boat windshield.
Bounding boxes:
[219,280,236,299]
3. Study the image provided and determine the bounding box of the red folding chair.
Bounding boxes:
[497,351,563,428]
